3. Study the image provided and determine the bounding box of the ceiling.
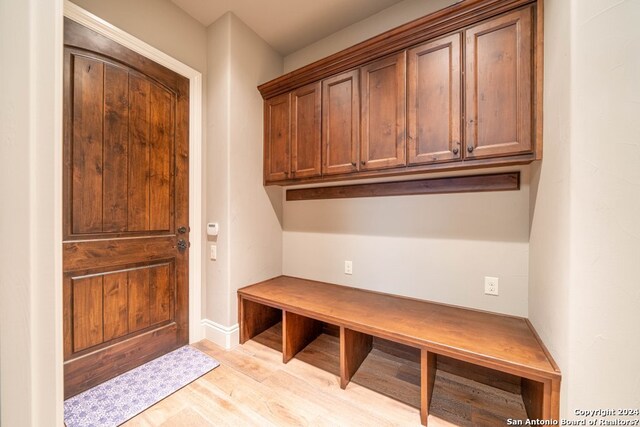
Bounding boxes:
[170,0,406,55]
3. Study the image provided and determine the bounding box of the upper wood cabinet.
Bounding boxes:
[291,83,322,179]
[264,83,321,184]
[259,0,542,186]
[407,34,462,165]
[322,70,360,176]
[464,6,533,159]
[264,93,291,182]
[360,52,406,171]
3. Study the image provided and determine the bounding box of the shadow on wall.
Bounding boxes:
[283,167,531,244]
[265,186,284,227]
[528,160,542,238]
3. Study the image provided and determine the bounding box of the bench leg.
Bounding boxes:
[522,377,560,422]
[239,297,281,344]
[543,378,561,420]
[282,311,322,363]
[340,327,372,389]
[420,349,437,426]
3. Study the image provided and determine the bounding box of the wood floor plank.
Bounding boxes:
[181,376,275,426]
[284,356,422,426]
[194,340,282,383]
[158,407,215,427]
[263,370,394,426]
[198,363,319,426]
[352,349,422,408]
[121,332,528,427]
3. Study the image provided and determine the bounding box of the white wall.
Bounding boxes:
[284,0,457,72]
[284,169,530,316]
[205,13,233,330]
[228,15,284,324]
[568,0,640,411]
[0,0,63,424]
[529,0,640,417]
[528,0,572,415]
[281,0,530,317]
[205,13,284,345]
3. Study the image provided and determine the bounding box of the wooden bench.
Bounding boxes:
[238,276,561,425]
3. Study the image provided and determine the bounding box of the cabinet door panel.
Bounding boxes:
[465,7,532,158]
[407,34,461,165]
[360,52,406,170]
[264,93,291,182]
[322,70,359,175]
[291,83,321,178]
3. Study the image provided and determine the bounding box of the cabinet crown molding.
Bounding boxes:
[258,0,535,99]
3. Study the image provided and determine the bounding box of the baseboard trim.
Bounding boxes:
[201,319,239,349]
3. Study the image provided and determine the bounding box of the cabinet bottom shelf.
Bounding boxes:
[248,322,528,426]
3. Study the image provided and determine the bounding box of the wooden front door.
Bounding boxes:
[63,19,190,398]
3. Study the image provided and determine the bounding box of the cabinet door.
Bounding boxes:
[360,52,406,170]
[407,34,461,165]
[291,83,321,179]
[264,93,291,182]
[465,7,532,158]
[322,70,359,175]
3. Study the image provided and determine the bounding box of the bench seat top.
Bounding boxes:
[238,276,560,381]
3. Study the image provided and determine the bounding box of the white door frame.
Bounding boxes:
[63,0,204,343]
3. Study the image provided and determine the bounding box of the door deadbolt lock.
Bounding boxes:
[178,226,188,234]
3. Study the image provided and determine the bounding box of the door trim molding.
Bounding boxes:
[64,0,204,343]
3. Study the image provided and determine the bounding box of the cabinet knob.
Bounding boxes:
[351,162,357,167]
[361,160,366,166]
[452,147,459,155]
[467,146,474,153]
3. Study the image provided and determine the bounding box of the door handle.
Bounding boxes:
[177,239,188,252]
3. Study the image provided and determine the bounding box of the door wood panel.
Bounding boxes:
[128,268,151,333]
[407,34,462,165]
[291,82,321,179]
[149,86,174,231]
[128,75,152,231]
[360,52,406,170]
[465,6,533,158]
[103,64,129,232]
[71,56,104,234]
[72,276,104,352]
[264,93,291,182]
[322,70,360,175]
[64,263,175,356]
[63,18,189,398]
[103,272,128,341]
[150,264,172,324]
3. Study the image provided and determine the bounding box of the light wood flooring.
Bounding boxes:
[123,323,527,426]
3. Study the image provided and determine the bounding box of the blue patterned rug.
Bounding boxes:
[64,346,220,427]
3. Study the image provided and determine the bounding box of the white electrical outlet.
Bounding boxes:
[210,244,217,260]
[344,260,353,275]
[484,276,499,296]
